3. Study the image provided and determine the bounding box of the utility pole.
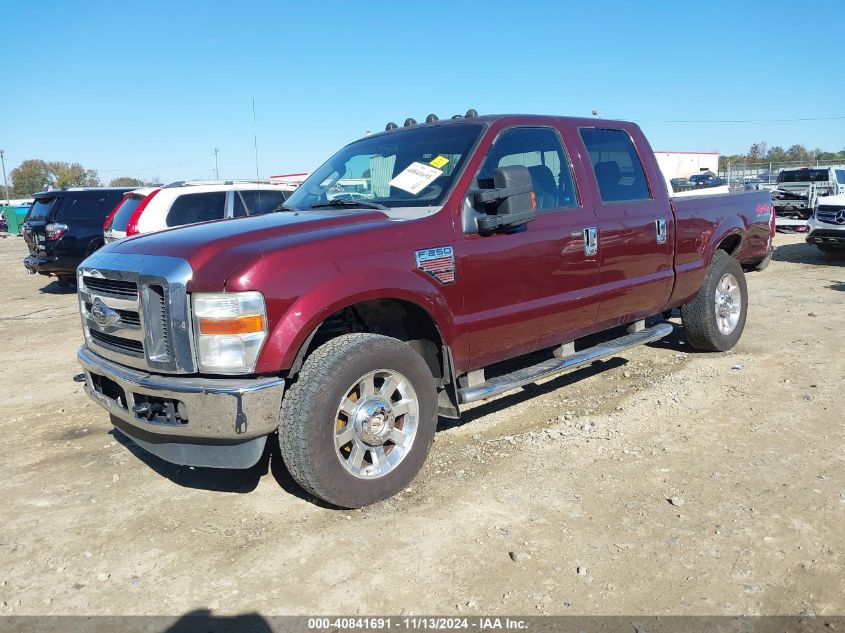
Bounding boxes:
[214,147,219,180]
[0,149,10,206]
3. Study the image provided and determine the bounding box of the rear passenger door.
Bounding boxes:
[578,127,674,324]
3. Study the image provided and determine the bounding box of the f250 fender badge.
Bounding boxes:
[415,246,455,284]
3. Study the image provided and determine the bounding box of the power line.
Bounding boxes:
[639,115,845,124]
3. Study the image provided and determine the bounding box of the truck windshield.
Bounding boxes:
[777,169,830,183]
[284,123,484,210]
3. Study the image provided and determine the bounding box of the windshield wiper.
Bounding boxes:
[309,199,389,211]
[271,204,298,212]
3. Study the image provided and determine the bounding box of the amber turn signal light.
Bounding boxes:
[198,315,265,335]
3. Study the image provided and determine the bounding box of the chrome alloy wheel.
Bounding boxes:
[714,272,742,335]
[334,369,419,479]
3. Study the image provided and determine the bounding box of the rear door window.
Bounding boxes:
[25,198,57,222]
[166,192,227,227]
[238,190,288,215]
[579,128,652,203]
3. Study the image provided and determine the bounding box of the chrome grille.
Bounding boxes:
[816,206,844,224]
[82,277,138,299]
[78,252,196,374]
[89,330,144,357]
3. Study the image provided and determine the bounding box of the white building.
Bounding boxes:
[654,151,719,180]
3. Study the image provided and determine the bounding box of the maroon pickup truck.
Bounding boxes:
[76,113,774,507]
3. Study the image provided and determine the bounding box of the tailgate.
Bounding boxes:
[21,198,59,255]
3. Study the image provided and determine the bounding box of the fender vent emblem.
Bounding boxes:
[415,246,455,284]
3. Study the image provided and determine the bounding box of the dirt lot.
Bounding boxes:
[0,233,842,617]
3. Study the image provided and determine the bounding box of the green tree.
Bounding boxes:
[109,176,146,187]
[786,144,808,162]
[49,162,100,188]
[765,146,788,163]
[10,159,52,196]
[747,141,768,163]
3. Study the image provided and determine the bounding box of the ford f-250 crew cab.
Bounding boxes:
[75,113,775,507]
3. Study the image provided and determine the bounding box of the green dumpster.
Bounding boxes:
[4,204,30,235]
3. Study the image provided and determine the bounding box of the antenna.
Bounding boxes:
[252,99,260,184]
[213,147,219,179]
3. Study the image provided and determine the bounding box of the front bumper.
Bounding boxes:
[77,345,285,468]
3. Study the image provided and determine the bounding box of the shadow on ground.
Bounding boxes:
[774,241,845,265]
[111,427,333,506]
[38,279,76,294]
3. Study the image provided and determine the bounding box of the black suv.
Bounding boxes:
[22,188,133,286]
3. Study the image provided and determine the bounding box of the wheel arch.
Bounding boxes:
[278,293,461,419]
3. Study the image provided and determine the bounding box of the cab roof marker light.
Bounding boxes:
[425,114,439,123]
[465,108,478,119]
[385,122,398,131]
[403,118,417,127]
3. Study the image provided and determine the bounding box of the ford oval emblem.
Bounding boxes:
[91,298,118,327]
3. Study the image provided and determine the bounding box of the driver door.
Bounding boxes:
[457,126,600,369]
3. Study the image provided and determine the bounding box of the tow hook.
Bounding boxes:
[72,373,86,383]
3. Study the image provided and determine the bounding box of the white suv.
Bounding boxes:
[807,194,845,254]
[103,181,297,243]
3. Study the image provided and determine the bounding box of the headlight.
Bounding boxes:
[191,291,267,374]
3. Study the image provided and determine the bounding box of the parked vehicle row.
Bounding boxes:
[771,165,845,219]
[73,111,775,508]
[20,181,295,285]
[104,181,295,243]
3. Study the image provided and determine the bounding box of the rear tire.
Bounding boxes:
[681,250,747,352]
[278,333,437,508]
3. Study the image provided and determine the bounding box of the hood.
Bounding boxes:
[105,209,389,290]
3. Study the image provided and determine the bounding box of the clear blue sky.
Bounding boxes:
[3,0,844,183]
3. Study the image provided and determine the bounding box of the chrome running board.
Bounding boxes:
[457,323,674,404]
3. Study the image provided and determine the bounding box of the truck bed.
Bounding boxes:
[668,190,773,308]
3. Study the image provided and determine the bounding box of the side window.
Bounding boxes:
[58,195,110,221]
[233,192,248,217]
[239,190,287,215]
[579,128,652,203]
[477,127,578,210]
[836,170,845,185]
[166,192,227,227]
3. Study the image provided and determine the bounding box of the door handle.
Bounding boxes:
[583,226,598,256]
[655,218,667,244]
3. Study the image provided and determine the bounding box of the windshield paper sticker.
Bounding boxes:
[429,155,450,169]
[389,162,443,195]
[415,246,455,284]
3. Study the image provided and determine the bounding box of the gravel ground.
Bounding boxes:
[0,232,842,616]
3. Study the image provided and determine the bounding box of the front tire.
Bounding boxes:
[278,333,437,508]
[681,250,748,351]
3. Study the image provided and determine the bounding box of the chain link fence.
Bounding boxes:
[719,158,845,185]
